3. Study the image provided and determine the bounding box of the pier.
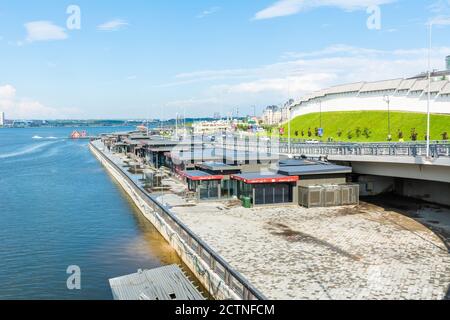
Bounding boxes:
[109,265,205,300]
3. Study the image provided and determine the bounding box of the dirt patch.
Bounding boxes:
[266,222,361,261]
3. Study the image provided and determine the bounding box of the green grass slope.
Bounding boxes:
[281,111,450,142]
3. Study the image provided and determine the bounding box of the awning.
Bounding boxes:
[180,170,224,181]
[231,173,299,184]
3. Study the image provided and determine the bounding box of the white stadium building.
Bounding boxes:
[290,64,450,120]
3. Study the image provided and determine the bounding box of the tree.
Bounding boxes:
[410,129,418,141]
[308,128,312,138]
[442,132,448,141]
[347,130,354,140]
[337,129,343,137]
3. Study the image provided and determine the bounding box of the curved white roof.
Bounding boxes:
[441,82,450,95]
[360,79,403,93]
[410,79,429,92]
[294,76,449,107]
[326,82,365,95]
[397,79,417,91]
[429,80,448,93]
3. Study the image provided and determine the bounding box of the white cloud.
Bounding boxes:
[428,0,450,14]
[430,15,450,25]
[253,0,396,20]
[0,84,81,119]
[97,19,129,31]
[197,7,221,18]
[214,73,335,95]
[163,44,450,113]
[0,84,16,99]
[24,21,68,42]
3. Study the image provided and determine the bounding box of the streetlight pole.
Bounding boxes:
[319,99,322,129]
[287,78,291,153]
[426,22,432,158]
[383,95,391,141]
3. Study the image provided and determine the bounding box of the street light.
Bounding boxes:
[319,99,322,129]
[383,95,391,141]
[286,69,303,153]
[426,22,432,158]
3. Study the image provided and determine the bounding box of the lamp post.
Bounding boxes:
[383,95,391,141]
[286,69,303,154]
[426,22,432,158]
[319,99,322,129]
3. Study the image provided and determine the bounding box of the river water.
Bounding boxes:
[0,127,181,299]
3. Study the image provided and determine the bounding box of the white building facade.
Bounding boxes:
[0,112,5,127]
[291,74,450,119]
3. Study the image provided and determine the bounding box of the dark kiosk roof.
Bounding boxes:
[180,170,224,181]
[197,162,240,172]
[278,159,318,167]
[278,164,352,176]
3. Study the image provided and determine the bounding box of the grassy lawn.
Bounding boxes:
[280,111,450,142]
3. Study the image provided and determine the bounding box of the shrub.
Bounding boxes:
[442,132,448,140]
[355,127,362,138]
[363,127,371,139]
[347,130,354,140]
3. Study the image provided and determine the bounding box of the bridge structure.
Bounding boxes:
[278,140,450,169]
[276,139,450,205]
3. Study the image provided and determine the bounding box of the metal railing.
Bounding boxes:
[91,142,266,300]
[280,143,450,158]
[210,137,450,161]
[277,141,450,159]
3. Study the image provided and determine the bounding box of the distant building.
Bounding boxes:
[446,55,450,71]
[0,112,4,127]
[192,120,232,135]
[262,106,282,125]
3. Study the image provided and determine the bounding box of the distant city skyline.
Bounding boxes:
[0,0,450,119]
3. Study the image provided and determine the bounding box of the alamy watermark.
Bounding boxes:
[66,5,81,30]
[367,5,382,30]
[66,265,81,290]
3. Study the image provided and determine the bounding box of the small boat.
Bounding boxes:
[70,130,90,140]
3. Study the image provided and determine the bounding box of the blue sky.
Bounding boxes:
[0,0,449,119]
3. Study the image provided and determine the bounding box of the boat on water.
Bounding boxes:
[70,130,92,140]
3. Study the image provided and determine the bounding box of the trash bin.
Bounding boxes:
[242,197,252,208]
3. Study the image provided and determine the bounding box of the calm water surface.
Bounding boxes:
[0,127,182,299]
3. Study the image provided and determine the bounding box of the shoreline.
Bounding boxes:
[89,140,264,300]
